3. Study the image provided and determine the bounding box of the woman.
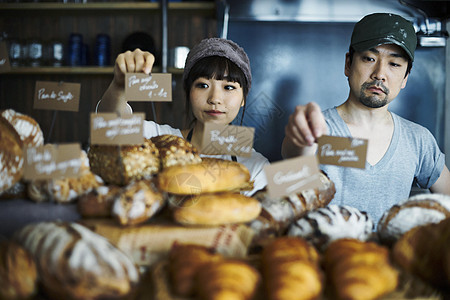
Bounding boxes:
[96,37,269,195]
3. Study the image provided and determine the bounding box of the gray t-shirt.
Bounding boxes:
[321,107,445,224]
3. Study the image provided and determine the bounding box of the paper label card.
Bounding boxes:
[23,143,82,180]
[125,73,172,102]
[0,42,11,73]
[194,122,254,157]
[264,155,323,198]
[90,113,144,145]
[33,81,80,112]
[317,135,368,169]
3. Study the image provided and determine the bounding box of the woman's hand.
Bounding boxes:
[112,48,155,87]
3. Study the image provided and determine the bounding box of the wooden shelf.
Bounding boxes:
[3,66,185,75]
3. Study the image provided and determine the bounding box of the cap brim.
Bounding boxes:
[352,38,414,61]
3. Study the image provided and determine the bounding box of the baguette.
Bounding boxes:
[157,157,253,195]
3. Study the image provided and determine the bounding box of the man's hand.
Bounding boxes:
[282,102,327,158]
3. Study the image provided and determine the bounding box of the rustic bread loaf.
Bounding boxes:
[1,109,44,147]
[323,238,399,300]
[249,171,335,242]
[157,157,253,195]
[14,221,139,300]
[88,138,160,186]
[171,192,261,226]
[287,204,374,251]
[392,217,450,290]
[168,243,223,297]
[77,185,122,218]
[261,237,323,300]
[377,193,450,246]
[27,150,104,203]
[150,134,202,169]
[112,179,165,226]
[0,116,24,193]
[0,240,38,300]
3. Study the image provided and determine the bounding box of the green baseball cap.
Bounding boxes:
[351,13,417,61]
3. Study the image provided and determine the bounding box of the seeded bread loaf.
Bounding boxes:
[150,134,202,169]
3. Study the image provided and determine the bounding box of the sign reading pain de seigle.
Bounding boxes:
[33,81,81,112]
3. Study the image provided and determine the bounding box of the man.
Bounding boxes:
[282,13,450,223]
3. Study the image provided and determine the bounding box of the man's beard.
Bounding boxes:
[359,81,390,108]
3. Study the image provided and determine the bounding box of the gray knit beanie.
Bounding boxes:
[182,38,252,91]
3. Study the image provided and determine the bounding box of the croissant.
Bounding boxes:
[261,237,323,300]
[392,217,450,290]
[168,243,222,297]
[323,238,399,300]
[195,260,261,300]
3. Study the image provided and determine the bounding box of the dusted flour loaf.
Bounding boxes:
[323,238,399,300]
[168,243,223,297]
[249,171,335,241]
[157,157,253,195]
[150,134,202,169]
[171,192,261,226]
[0,240,38,300]
[195,260,261,300]
[377,193,450,246]
[262,237,323,300]
[88,138,160,185]
[0,117,24,193]
[287,204,374,251]
[112,179,165,226]
[14,221,139,300]
[1,109,44,147]
[27,150,104,203]
[392,217,450,290]
[0,181,27,200]
[77,185,122,218]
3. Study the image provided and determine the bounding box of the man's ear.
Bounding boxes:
[401,72,409,89]
[344,52,352,77]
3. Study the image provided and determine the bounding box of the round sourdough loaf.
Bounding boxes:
[1,109,44,147]
[0,116,24,193]
[287,204,374,251]
[14,221,139,300]
[377,193,450,246]
[157,157,253,195]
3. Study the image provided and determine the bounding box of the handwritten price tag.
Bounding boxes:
[23,143,82,180]
[264,155,323,198]
[125,73,172,102]
[194,122,254,157]
[33,81,80,112]
[317,135,368,169]
[90,113,144,145]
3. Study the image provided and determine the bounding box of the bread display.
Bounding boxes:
[1,109,44,148]
[287,204,374,251]
[0,116,24,193]
[0,240,38,300]
[377,193,450,246]
[171,192,261,226]
[195,259,261,300]
[261,237,323,300]
[157,157,253,195]
[88,138,160,185]
[14,221,139,300]
[323,238,399,300]
[77,184,122,218]
[112,179,165,226]
[168,243,222,297]
[392,217,450,291]
[249,171,335,243]
[150,134,202,169]
[27,150,104,203]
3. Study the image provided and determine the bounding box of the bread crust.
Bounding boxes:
[172,192,261,226]
[157,157,253,195]
[0,116,24,193]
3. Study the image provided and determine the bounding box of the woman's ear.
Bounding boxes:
[241,97,245,107]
